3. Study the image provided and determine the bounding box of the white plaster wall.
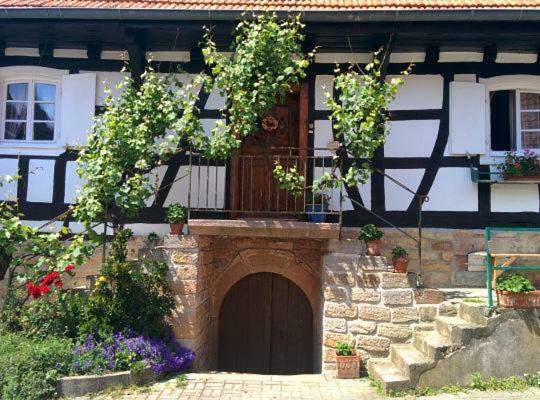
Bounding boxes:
[144,165,168,207]
[491,185,539,212]
[69,221,105,234]
[496,53,537,64]
[23,220,65,232]
[389,52,426,64]
[201,119,225,137]
[0,158,19,200]
[387,75,443,110]
[5,47,39,57]
[439,52,483,63]
[315,75,333,110]
[101,50,129,60]
[64,161,84,204]
[384,169,424,211]
[385,120,439,157]
[423,168,478,211]
[125,223,172,236]
[89,71,128,105]
[27,159,55,203]
[313,166,353,211]
[53,49,87,59]
[146,51,190,62]
[314,53,372,64]
[205,85,226,109]
[165,165,226,209]
[314,120,333,156]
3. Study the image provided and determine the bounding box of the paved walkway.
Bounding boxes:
[75,372,540,400]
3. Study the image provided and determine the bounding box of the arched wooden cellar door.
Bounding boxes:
[218,272,314,374]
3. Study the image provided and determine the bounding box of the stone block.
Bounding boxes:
[414,288,446,304]
[351,288,380,303]
[380,272,414,289]
[324,318,348,333]
[324,286,349,301]
[441,251,454,262]
[382,289,413,306]
[431,241,453,251]
[358,305,391,322]
[325,239,365,253]
[422,272,451,286]
[323,333,354,348]
[356,335,391,353]
[325,302,357,319]
[357,273,381,288]
[358,256,391,271]
[420,261,451,273]
[349,320,377,335]
[438,302,457,317]
[324,270,356,286]
[377,323,412,342]
[391,307,419,323]
[169,265,198,281]
[418,305,438,322]
[169,280,198,295]
[413,323,435,332]
[172,251,199,265]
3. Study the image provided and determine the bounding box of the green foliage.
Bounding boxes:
[497,149,539,177]
[0,333,72,400]
[358,224,384,241]
[200,13,314,158]
[496,273,535,293]
[19,290,87,340]
[391,245,408,260]
[273,163,305,196]
[335,341,353,356]
[74,67,206,225]
[165,203,188,224]
[80,229,175,339]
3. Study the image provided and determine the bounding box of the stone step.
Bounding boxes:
[412,331,460,360]
[366,359,411,392]
[435,316,486,344]
[389,343,435,381]
[455,271,485,287]
[457,302,490,326]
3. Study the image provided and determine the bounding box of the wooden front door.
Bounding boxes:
[218,272,314,375]
[229,84,308,217]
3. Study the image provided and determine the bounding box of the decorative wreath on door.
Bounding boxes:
[261,116,279,132]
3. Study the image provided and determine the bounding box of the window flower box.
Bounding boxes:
[497,290,540,309]
[497,150,540,182]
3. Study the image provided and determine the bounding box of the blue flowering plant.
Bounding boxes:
[69,330,195,376]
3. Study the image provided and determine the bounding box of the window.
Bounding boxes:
[490,89,540,151]
[2,80,57,142]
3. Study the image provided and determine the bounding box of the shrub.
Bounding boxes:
[391,246,408,260]
[70,331,195,375]
[335,341,353,356]
[0,333,72,400]
[165,203,188,223]
[358,224,384,241]
[20,290,86,340]
[496,273,535,293]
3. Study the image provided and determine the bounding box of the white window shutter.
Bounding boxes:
[60,73,96,146]
[449,81,487,155]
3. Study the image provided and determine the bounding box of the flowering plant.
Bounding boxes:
[69,331,195,375]
[24,264,75,299]
[497,149,540,177]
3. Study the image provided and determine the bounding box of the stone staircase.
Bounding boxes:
[367,302,540,391]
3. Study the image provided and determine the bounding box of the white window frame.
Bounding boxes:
[515,90,540,152]
[0,66,67,149]
[480,75,540,164]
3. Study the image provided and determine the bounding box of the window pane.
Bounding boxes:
[520,111,540,130]
[5,122,26,140]
[522,131,540,149]
[490,90,513,151]
[34,83,55,102]
[520,92,540,110]
[34,103,55,121]
[33,122,54,140]
[5,102,27,120]
[7,83,28,101]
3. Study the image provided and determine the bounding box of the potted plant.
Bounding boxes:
[305,192,329,223]
[496,273,540,309]
[335,342,360,379]
[358,224,384,256]
[165,203,187,235]
[497,150,540,181]
[391,245,409,273]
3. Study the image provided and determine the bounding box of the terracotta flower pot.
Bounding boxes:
[504,174,540,182]
[497,290,540,309]
[366,240,382,256]
[336,352,361,379]
[392,257,409,273]
[169,222,185,235]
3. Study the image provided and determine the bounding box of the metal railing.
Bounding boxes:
[187,148,343,220]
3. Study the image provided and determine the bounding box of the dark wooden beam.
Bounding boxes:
[424,44,440,66]
[483,43,497,64]
[87,42,102,60]
[38,39,53,60]
[125,30,146,87]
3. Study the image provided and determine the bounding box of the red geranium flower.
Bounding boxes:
[55,280,63,288]
[64,264,75,272]
[26,283,42,299]
[514,163,521,168]
[39,284,50,295]
[42,271,60,286]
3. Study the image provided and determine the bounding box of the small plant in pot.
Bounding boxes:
[166,203,187,235]
[496,273,540,309]
[358,224,384,256]
[305,192,329,223]
[335,342,360,379]
[391,245,409,273]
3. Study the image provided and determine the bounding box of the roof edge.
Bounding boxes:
[0,8,539,22]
